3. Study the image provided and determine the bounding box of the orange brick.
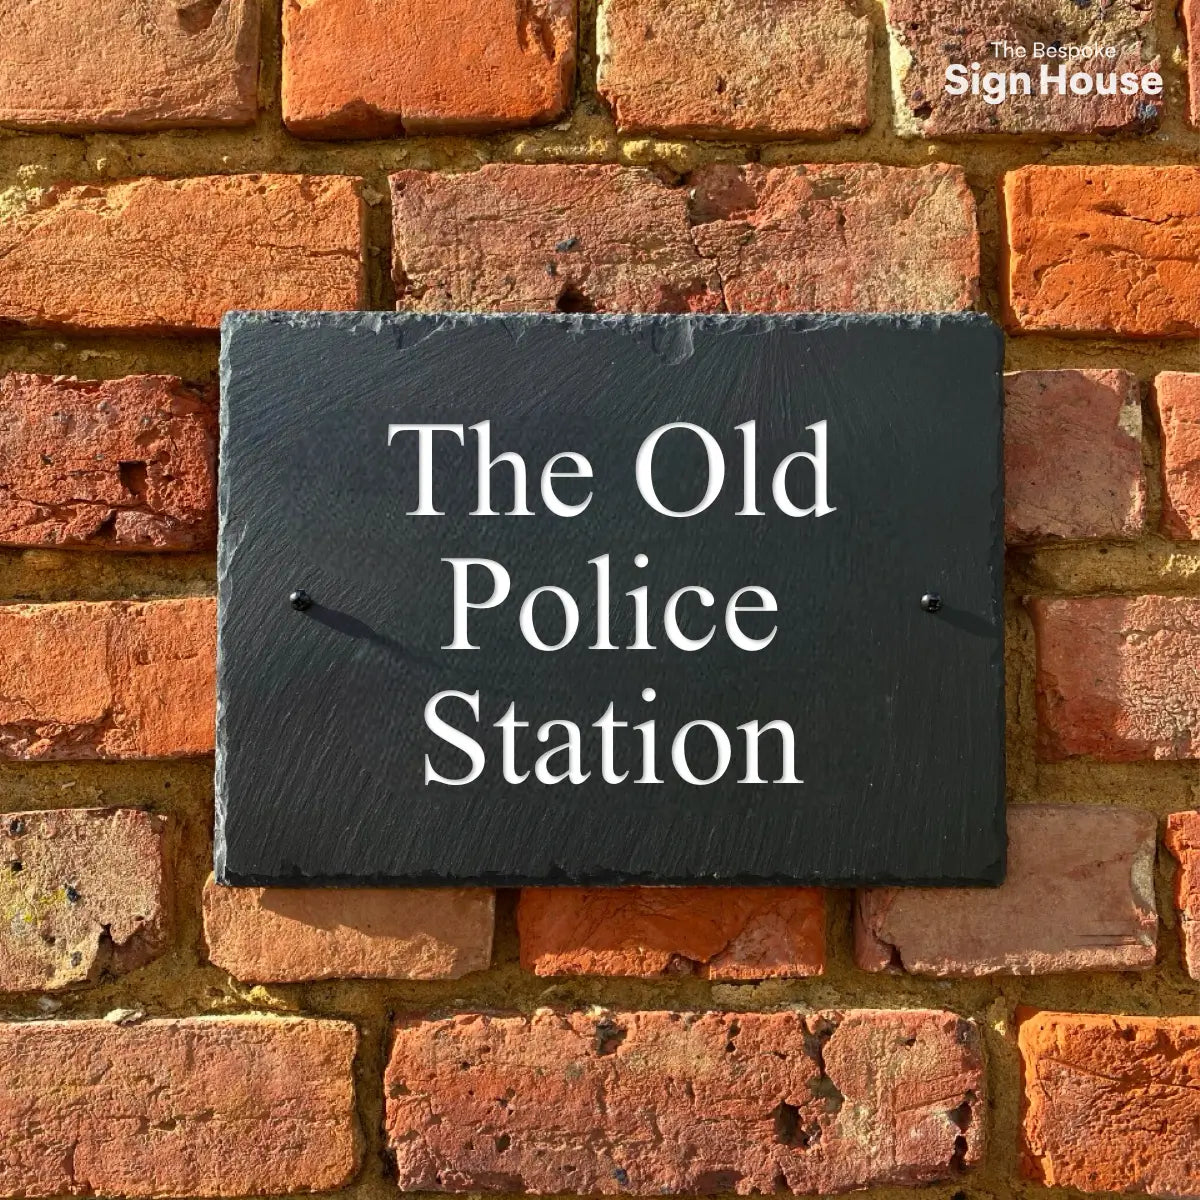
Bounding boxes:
[1185,0,1200,127]
[0,373,216,551]
[1031,596,1200,760]
[0,174,365,333]
[0,0,259,130]
[0,1017,359,1196]
[597,0,871,138]
[1005,166,1200,337]
[517,887,824,979]
[386,1009,984,1192]
[0,599,216,760]
[203,878,494,982]
[1020,1011,1200,1194]
[1155,372,1200,539]
[283,0,576,137]
[1165,811,1200,979]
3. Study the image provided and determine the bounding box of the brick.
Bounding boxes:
[1155,372,1200,539]
[203,877,494,981]
[0,808,168,992]
[1031,596,1200,761]
[0,373,216,551]
[1004,369,1145,544]
[856,805,1156,977]
[0,0,258,130]
[1005,166,1200,337]
[0,174,365,333]
[0,599,215,761]
[1020,1010,1200,1194]
[283,0,575,137]
[392,163,978,315]
[886,0,1161,136]
[1165,811,1200,979]
[517,887,824,979]
[1186,0,1200,127]
[0,1016,359,1196]
[385,1009,984,1193]
[392,164,724,314]
[596,0,871,139]
[688,163,979,312]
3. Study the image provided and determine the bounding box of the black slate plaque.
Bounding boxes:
[216,313,1005,887]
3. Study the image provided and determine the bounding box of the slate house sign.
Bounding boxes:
[216,312,1005,888]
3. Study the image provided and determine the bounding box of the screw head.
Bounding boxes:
[289,589,313,612]
[921,592,942,613]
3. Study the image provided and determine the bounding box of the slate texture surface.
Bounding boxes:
[216,312,1004,886]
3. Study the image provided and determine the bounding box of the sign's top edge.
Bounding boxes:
[219,310,1002,336]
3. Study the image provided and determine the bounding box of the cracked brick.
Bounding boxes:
[0,174,366,333]
[385,1009,985,1193]
[0,0,259,130]
[1031,596,1200,761]
[1004,369,1145,544]
[856,805,1157,976]
[596,0,871,139]
[1005,165,1200,337]
[283,0,575,137]
[1020,1010,1200,1194]
[688,163,978,312]
[0,1016,360,1196]
[517,887,824,979]
[0,808,169,992]
[0,599,216,760]
[0,373,217,551]
[391,162,978,316]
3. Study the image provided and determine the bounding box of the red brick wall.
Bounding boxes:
[1,0,1200,1195]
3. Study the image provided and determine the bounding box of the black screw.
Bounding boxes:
[289,590,313,612]
[921,592,943,613]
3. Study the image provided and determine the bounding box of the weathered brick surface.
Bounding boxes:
[0,1016,360,1196]
[393,163,978,315]
[596,0,871,139]
[392,165,724,313]
[0,808,168,992]
[1165,811,1200,979]
[1005,166,1200,337]
[385,1009,984,1193]
[1004,369,1144,544]
[282,0,575,138]
[856,805,1156,976]
[0,174,365,333]
[886,0,1161,136]
[203,878,494,981]
[688,163,979,312]
[1031,596,1200,761]
[0,0,259,130]
[1187,0,1200,127]
[1020,1011,1200,1194]
[1155,372,1200,539]
[0,599,216,760]
[517,887,824,979]
[0,373,217,551]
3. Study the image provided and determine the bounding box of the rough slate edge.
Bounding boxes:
[213,310,1006,889]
